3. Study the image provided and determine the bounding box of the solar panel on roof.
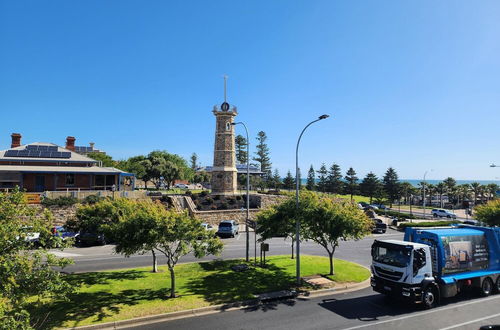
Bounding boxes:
[61,152,71,158]
[48,146,58,152]
[4,150,19,157]
[40,151,51,157]
[39,146,48,150]
[26,145,37,150]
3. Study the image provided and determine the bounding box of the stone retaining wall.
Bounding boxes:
[29,204,78,226]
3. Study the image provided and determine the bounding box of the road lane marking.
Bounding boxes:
[439,312,500,330]
[236,234,241,240]
[340,294,500,330]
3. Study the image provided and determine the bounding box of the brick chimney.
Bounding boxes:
[11,133,21,148]
[65,136,76,151]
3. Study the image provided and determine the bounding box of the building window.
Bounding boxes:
[65,174,75,186]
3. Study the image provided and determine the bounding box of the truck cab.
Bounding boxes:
[371,240,435,306]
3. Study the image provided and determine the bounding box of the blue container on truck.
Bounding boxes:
[370,225,500,308]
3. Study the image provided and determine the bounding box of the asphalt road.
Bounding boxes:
[127,287,500,330]
[52,230,404,273]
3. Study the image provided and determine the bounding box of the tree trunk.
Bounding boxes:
[328,251,334,275]
[169,266,176,298]
[152,250,158,273]
[369,195,373,204]
[291,238,294,259]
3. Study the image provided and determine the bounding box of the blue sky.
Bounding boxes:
[1,1,500,180]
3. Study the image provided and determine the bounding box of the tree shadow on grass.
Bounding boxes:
[186,259,297,312]
[64,269,146,287]
[29,270,167,330]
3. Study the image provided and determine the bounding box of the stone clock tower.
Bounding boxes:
[210,78,238,195]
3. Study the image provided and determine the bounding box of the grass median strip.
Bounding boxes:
[29,255,370,329]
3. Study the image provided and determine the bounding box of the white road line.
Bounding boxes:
[236,234,241,240]
[439,312,500,330]
[340,295,500,330]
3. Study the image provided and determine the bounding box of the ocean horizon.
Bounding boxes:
[299,179,500,187]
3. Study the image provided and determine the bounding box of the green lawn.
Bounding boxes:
[29,255,369,329]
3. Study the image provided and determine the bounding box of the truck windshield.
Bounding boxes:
[372,243,411,268]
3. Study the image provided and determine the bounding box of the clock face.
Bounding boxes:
[221,102,230,111]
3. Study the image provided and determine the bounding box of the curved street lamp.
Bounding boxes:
[295,114,329,285]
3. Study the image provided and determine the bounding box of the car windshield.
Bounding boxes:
[219,223,232,228]
[372,243,411,268]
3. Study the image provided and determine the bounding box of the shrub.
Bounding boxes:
[213,195,220,201]
[83,194,103,204]
[228,198,236,205]
[185,190,192,196]
[374,209,416,220]
[200,191,208,197]
[475,200,500,226]
[210,205,217,210]
[219,202,228,210]
[42,196,78,207]
[398,220,460,229]
[235,195,242,201]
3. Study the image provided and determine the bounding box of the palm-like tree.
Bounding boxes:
[470,182,482,206]
[456,184,471,205]
[443,177,457,206]
[436,182,446,208]
[486,183,499,201]
[427,184,435,207]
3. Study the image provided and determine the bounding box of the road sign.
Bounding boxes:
[246,219,256,229]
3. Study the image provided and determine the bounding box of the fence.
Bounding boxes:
[44,189,148,200]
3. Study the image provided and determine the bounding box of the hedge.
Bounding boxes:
[397,220,460,229]
[374,209,416,220]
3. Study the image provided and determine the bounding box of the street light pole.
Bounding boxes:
[232,122,250,262]
[423,171,428,219]
[295,114,329,285]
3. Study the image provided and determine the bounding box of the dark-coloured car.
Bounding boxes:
[76,231,107,246]
[371,218,387,234]
[216,220,239,238]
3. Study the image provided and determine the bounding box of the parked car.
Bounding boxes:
[76,231,107,246]
[431,209,457,219]
[371,204,388,210]
[175,183,189,189]
[216,220,239,238]
[18,226,41,247]
[52,226,79,242]
[200,223,216,238]
[371,218,387,234]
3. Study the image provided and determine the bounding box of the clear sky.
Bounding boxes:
[1,1,500,180]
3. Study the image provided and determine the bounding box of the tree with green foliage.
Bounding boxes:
[344,167,358,201]
[475,199,500,226]
[382,167,400,207]
[87,152,116,167]
[271,169,282,190]
[118,155,147,187]
[359,172,381,204]
[316,163,328,192]
[0,188,72,329]
[486,183,499,201]
[235,134,248,164]
[140,151,193,190]
[253,131,272,183]
[326,163,343,194]
[470,182,482,205]
[110,204,223,298]
[306,165,316,191]
[443,177,457,204]
[256,191,372,275]
[190,153,198,170]
[436,182,446,208]
[283,170,295,190]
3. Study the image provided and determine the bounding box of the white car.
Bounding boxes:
[431,209,457,219]
[175,183,189,189]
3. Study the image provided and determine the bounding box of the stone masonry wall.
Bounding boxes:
[29,204,78,226]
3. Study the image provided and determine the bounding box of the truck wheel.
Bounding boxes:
[495,277,500,293]
[480,278,493,297]
[422,286,438,309]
